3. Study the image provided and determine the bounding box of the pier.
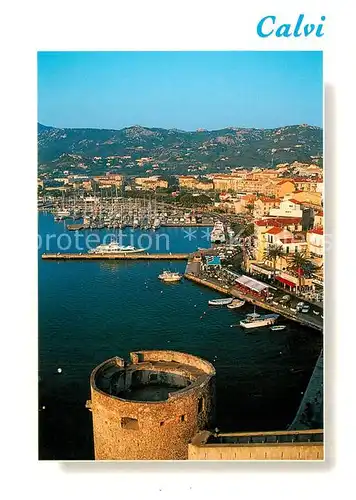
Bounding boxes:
[184,273,323,332]
[42,253,189,261]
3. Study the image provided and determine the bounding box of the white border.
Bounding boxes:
[2,0,354,497]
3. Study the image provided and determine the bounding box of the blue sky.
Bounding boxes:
[38,51,323,131]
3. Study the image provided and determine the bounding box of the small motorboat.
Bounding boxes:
[313,310,320,315]
[208,297,233,306]
[270,325,287,331]
[227,299,245,309]
[158,271,182,282]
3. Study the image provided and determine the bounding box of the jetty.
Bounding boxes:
[184,273,323,332]
[42,253,189,261]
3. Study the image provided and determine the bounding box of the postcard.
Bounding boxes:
[38,49,324,461]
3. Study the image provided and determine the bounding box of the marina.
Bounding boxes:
[39,195,216,231]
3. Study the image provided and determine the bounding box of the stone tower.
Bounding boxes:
[87,350,216,460]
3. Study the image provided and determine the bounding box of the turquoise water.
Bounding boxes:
[38,212,322,460]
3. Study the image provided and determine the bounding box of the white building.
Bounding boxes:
[269,197,303,218]
[307,228,324,257]
[264,227,307,255]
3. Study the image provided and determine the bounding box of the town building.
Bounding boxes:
[253,197,279,218]
[134,176,168,190]
[313,210,324,228]
[93,174,123,188]
[269,196,303,218]
[274,180,296,197]
[291,190,322,207]
[307,228,324,258]
[264,227,307,256]
[178,175,214,191]
[293,177,322,192]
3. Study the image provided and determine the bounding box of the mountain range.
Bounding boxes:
[38,123,323,175]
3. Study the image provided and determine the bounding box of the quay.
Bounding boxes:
[184,273,323,332]
[42,253,189,261]
[65,223,212,231]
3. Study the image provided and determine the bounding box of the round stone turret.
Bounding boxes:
[87,350,216,460]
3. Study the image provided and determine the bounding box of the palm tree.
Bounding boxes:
[288,250,313,290]
[246,203,254,214]
[264,244,285,277]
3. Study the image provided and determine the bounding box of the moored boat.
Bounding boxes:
[270,325,287,331]
[88,239,145,255]
[208,297,233,306]
[240,313,279,329]
[227,299,245,309]
[210,221,226,244]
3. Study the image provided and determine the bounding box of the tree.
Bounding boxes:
[287,250,312,290]
[246,203,254,214]
[264,244,285,277]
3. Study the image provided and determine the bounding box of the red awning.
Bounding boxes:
[276,276,296,288]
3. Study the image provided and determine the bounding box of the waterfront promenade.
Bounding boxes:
[184,273,323,332]
[42,253,189,260]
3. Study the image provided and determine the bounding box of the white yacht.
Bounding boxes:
[210,221,226,244]
[158,271,182,282]
[240,312,279,329]
[88,239,145,254]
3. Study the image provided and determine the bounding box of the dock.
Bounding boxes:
[42,253,189,261]
[65,223,213,231]
[184,273,323,332]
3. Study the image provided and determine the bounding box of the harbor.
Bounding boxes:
[38,211,323,460]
